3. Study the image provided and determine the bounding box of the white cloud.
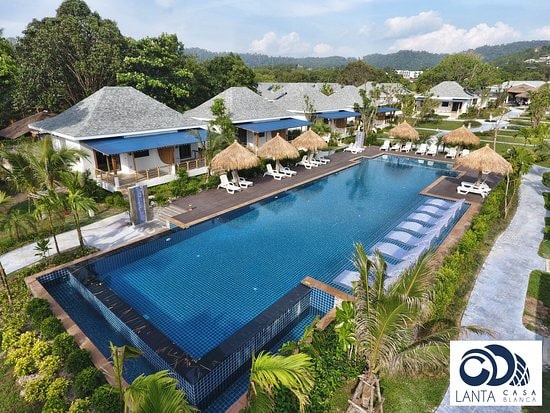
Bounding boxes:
[249,31,310,56]
[389,22,521,53]
[531,25,550,39]
[313,43,333,57]
[154,0,175,8]
[384,11,443,37]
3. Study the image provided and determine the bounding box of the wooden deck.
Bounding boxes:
[166,147,493,229]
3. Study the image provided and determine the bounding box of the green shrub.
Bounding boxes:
[544,192,550,210]
[42,397,68,413]
[52,332,79,359]
[0,327,20,351]
[91,385,121,413]
[544,226,550,240]
[13,355,36,377]
[30,338,52,363]
[39,316,65,340]
[23,376,52,403]
[38,355,62,377]
[104,191,128,209]
[47,377,71,400]
[69,398,92,413]
[25,297,53,326]
[543,172,550,187]
[458,229,479,255]
[66,349,93,375]
[75,367,106,398]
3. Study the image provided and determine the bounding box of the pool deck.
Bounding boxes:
[164,147,490,230]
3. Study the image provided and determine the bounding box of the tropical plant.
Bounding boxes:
[34,190,65,254]
[1,209,36,242]
[124,370,197,413]
[110,342,143,409]
[34,238,52,261]
[353,88,377,135]
[334,300,357,360]
[245,351,314,413]
[347,243,479,412]
[528,83,550,128]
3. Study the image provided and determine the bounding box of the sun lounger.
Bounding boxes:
[426,143,438,156]
[372,240,431,262]
[295,155,313,169]
[400,142,413,152]
[406,212,439,225]
[415,143,427,155]
[314,153,330,164]
[344,143,364,154]
[231,170,253,188]
[445,147,458,159]
[457,181,491,197]
[379,140,390,151]
[264,164,286,180]
[424,198,454,209]
[416,205,446,217]
[459,148,470,157]
[385,230,421,246]
[278,165,297,176]
[389,142,401,151]
[217,174,242,194]
[307,154,322,167]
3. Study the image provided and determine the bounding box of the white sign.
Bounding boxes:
[450,341,542,406]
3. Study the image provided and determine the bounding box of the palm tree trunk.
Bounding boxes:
[0,262,13,306]
[73,212,84,248]
[47,211,60,254]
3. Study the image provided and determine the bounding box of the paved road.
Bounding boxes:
[437,165,548,413]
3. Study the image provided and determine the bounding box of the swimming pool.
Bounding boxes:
[39,155,461,408]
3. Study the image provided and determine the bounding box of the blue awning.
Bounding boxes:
[236,118,312,133]
[317,111,360,119]
[376,107,399,113]
[83,131,201,155]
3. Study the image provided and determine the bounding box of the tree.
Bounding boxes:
[0,29,17,128]
[1,209,36,242]
[117,33,192,112]
[398,93,416,123]
[203,98,234,169]
[528,83,550,128]
[61,171,98,248]
[320,83,334,96]
[203,53,257,98]
[34,190,65,254]
[417,94,439,123]
[416,53,501,91]
[124,370,197,413]
[109,342,143,410]
[353,88,377,134]
[245,351,314,413]
[337,60,388,86]
[347,243,478,412]
[14,0,127,112]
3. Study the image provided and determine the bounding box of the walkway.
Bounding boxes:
[436,165,548,413]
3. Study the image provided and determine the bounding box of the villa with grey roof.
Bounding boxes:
[415,81,480,118]
[30,86,206,192]
[184,86,311,148]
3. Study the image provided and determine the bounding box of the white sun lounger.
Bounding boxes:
[217,174,242,194]
[445,147,458,159]
[457,182,490,198]
[380,140,391,151]
[415,143,427,155]
[278,165,297,176]
[426,143,438,156]
[372,240,431,262]
[385,230,421,246]
[389,142,401,151]
[416,205,446,217]
[314,153,330,164]
[424,198,454,209]
[264,164,286,180]
[231,170,253,188]
[406,212,439,225]
[400,142,413,152]
[295,155,313,169]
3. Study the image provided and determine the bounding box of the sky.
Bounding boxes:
[1,0,550,58]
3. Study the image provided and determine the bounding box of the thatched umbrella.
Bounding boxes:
[442,125,480,147]
[455,144,512,183]
[258,133,299,172]
[388,121,419,141]
[291,129,328,152]
[210,140,259,174]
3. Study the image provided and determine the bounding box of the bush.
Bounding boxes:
[75,367,106,398]
[544,226,550,241]
[104,191,128,209]
[91,385,121,413]
[40,316,65,340]
[69,398,92,413]
[23,376,51,403]
[544,192,550,210]
[13,355,36,377]
[47,377,71,400]
[38,355,62,377]
[52,332,79,359]
[543,172,550,187]
[66,349,93,375]
[30,338,52,364]
[25,297,53,326]
[42,397,68,413]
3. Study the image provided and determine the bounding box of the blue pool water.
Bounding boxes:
[96,156,456,359]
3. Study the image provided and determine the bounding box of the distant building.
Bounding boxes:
[523,55,550,65]
[415,81,479,118]
[396,69,423,80]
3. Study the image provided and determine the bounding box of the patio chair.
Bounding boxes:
[296,155,313,169]
[314,153,330,164]
[389,141,402,151]
[445,147,458,159]
[415,143,427,155]
[264,164,286,180]
[459,148,470,157]
[307,154,322,167]
[379,140,391,151]
[231,170,253,188]
[457,181,491,198]
[400,142,413,152]
[426,143,438,156]
[217,174,242,194]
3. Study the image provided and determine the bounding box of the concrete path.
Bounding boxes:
[1,212,165,274]
[437,165,548,413]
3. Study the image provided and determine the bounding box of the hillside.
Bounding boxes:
[185,40,550,70]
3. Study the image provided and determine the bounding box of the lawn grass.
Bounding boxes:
[0,357,39,413]
[526,270,550,308]
[523,369,550,412]
[381,374,449,413]
[415,120,465,130]
[538,240,550,259]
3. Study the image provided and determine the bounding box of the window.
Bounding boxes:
[133,150,149,158]
[179,144,192,159]
[441,101,449,107]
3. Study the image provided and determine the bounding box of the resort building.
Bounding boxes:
[501,80,549,105]
[29,86,206,192]
[415,81,480,118]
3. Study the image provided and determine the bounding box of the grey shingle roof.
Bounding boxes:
[183,86,292,122]
[30,86,200,139]
[427,81,477,99]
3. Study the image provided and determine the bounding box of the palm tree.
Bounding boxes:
[34,190,65,254]
[348,243,475,412]
[245,351,314,413]
[110,342,143,410]
[124,370,197,413]
[1,209,36,242]
[61,172,98,249]
[0,190,11,208]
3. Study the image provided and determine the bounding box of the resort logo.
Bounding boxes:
[450,341,542,406]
